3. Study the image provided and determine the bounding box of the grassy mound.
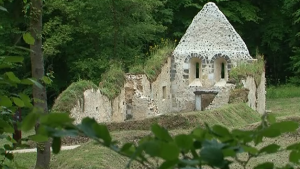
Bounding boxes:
[230,55,264,87]
[52,80,98,113]
[107,103,261,131]
[99,65,125,100]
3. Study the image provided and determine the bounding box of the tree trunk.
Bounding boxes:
[30,0,51,169]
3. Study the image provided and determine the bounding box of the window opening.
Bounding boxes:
[196,62,200,78]
[221,62,225,79]
[162,86,166,99]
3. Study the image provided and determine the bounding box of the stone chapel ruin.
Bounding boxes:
[54,2,266,124]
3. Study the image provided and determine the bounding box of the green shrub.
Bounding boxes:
[52,80,98,113]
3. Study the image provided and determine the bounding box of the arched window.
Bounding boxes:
[189,58,202,84]
[221,62,225,79]
[214,58,228,82]
[196,62,200,78]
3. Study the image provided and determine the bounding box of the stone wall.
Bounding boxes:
[69,58,173,124]
[243,72,266,114]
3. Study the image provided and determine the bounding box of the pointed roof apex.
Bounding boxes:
[174,2,252,60]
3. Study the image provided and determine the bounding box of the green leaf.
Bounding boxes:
[180,159,199,166]
[6,72,21,83]
[151,124,173,142]
[260,127,281,138]
[12,97,24,107]
[241,145,258,155]
[52,137,61,154]
[21,112,40,132]
[0,95,12,107]
[287,142,300,150]
[40,113,73,126]
[23,33,35,45]
[28,78,43,88]
[270,121,299,133]
[120,143,135,156]
[3,56,24,63]
[93,124,112,146]
[191,127,206,141]
[259,144,280,154]
[0,119,14,133]
[29,134,49,142]
[266,114,276,124]
[5,153,14,161]
[19,93,33,108]
[289,151,300,164]
[254,162,274,169]
[144,140,162,157]
[200,146,224,167]
[159,159,179,169]
[0,6,7,12]
[175,134,193,151]
[77,117,97,138]
[160,142,179,161]
[212,125,231,137]
[42,76,52,84]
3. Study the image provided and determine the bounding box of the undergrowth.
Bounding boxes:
[52,80,98,113]
[230,55,264,87]
[267,84,300,99]
[99,65,125,100]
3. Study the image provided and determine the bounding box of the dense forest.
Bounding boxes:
[1,0,300,106]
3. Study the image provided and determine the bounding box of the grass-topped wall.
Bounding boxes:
[99,65,125,100]
[230,55,265,87]
[129,39,175,82]
[52,80,98,113]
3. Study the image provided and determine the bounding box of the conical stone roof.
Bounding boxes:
[174,2,252,60]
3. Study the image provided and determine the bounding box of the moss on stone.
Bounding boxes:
[52,80,98,113]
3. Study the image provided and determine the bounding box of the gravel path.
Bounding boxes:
[9,145,80,153]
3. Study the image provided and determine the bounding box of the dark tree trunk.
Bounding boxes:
[30,0,51,168]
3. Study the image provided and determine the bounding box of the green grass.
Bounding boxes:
[8,96,300,169]
[267,97,300,118]
[267,84,300,99]
[52,80,98,113]
[144,39,175,82]
[107,103,261,131]
[99,65,125,100]
[230,55,264,87]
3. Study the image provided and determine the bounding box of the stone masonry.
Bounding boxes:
[59,2,266,124]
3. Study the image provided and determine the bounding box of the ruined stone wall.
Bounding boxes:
[70,89,113,124]
[256,72,266,114]
[243,72,266,114]
[151,57,173,115]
